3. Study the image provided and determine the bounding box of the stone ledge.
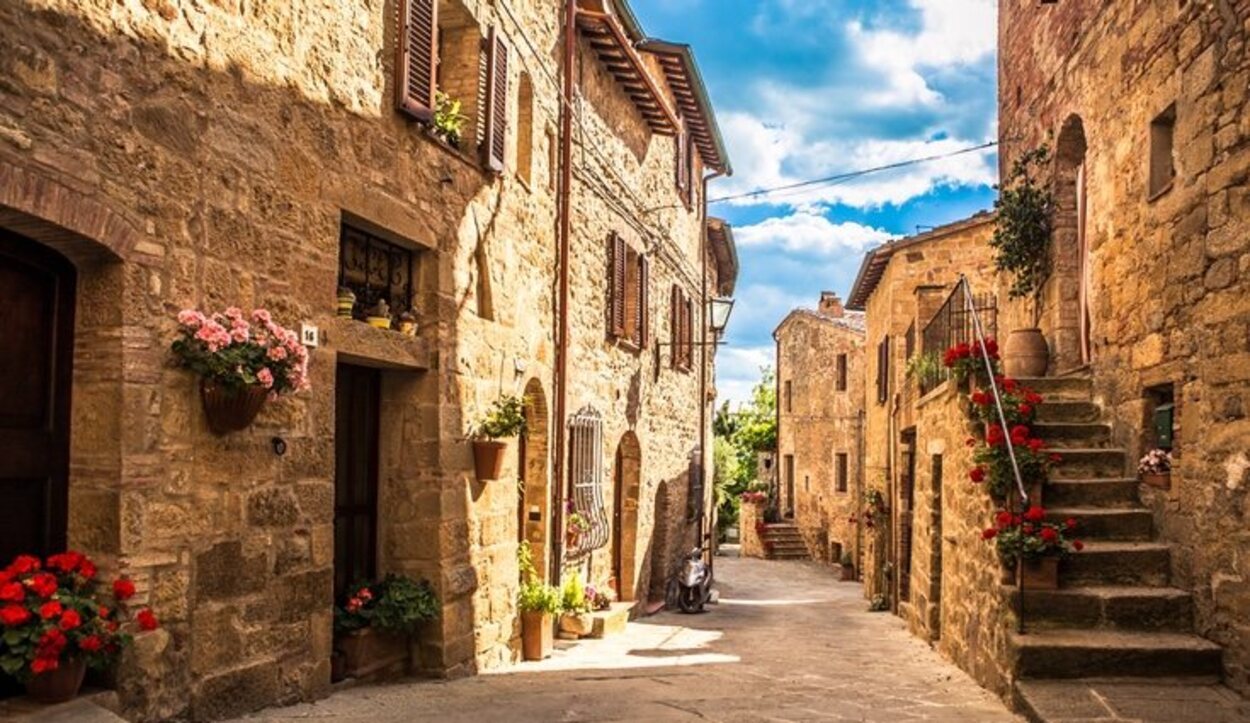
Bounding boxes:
[326,317,435,371]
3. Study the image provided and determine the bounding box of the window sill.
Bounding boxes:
[417,128,489,176]
[612,338,645,355]
[325,316,433,371]
[1147,179,1174,203]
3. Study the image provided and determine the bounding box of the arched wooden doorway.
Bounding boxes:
[0,231,75,564]
[612,432,641,601]
[518,379,551,580]
[1053,115,1091,372]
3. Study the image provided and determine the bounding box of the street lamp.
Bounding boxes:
[708,296,735,335]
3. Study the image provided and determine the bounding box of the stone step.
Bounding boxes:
[1035,400,1101,424]
[1015,376,1093,401]
[1014,678,1250,723]
[1011,629,1223,679]
[588,602,632,639]
[1047,507,1153,541]
[1043,478,1140,508]
[1010,586,1194,631]
[1050,448,1127,479]
[1063,541,1172,587]
[768,551,809,560]
[1033,421,1112,448]
[0,691,125,722]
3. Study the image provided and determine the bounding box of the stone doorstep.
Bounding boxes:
[1043,478,1140,508]
[1062,541,1172,587]
[1014,678,1250,723]
[0,690,125,723]
[559,603,634,640]
[1011,629,1223,679]
[1045,506,1154,541]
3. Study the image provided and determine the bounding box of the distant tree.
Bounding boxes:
[714,366,779,538]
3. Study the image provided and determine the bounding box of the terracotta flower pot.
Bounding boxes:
[201,380,269,435]
[472,440,507,480]
[521,611,553,661]
[1017,556,1060,590]
[25,657,86,704]
[1141,472,1171,490]
[1003,328,1049,378]
[335,627,408,679]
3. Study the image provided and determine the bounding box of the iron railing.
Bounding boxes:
[954,275,1029,635]
[920,284,997,395]
[567,406,609,559]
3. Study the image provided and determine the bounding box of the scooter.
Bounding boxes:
[675,547,713,613]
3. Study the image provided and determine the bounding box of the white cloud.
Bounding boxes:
[736,211,895,255]
[715,345,775,408]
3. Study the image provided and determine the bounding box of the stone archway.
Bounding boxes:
[611,432,642,601]
[1050,114,1091,373]
[519,378,551,580]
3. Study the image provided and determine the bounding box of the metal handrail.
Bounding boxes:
[957,274,1028,635]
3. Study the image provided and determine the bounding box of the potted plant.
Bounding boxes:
[942,338,1000,389]
[971,420,1059,502]
[584,584,614,612]
[558,574,594,637]
[839,551,856,582]
[171,307,311,435]
[565,502,591,550]
[990,146,1056,377]
[432,91,468,149]
[1139,448,1172,490]
[468,395,526,481]
[905,350,945,390]
[0,552,159,704]
[333,574,439,680]
[984,506,1082,590]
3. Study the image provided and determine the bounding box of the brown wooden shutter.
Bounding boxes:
[675,128,689,197]
[609,234,627,339]
[684,296,694,370]
[396,0,438,122]
[670,285,680,368]
[634,255,650,349]
[483,27,509,173]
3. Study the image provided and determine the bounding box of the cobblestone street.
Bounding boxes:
[235,556,1017,722]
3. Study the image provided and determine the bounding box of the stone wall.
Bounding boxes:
[0,0,724,718]
[739,501,766,559]
[774,302,865,567]
[999,0,1250,695]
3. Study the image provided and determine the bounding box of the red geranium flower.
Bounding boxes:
[59,609,81,631]
[1065,518,1077,530]
[46,551,83,573]
[78,634,103,652]
[78,560,97,580]
[0,604,30,626]
[1040,527,1059,543]
[1011,424,1030,439]
[1027,438,1045,453]
[1023,505,1046,523]
[27,573,58,599]
[1025,391,1044,405]
[6,555,41,576]
[136,609,159,631]
[1018,403,1033,417]
[31,657,58,675]
[113,578,136,601]
[996,510,1014,528]
[969,467,986,483]
[986,425,1005,447]
[1022,524,1034,535]
[1050,453,1064,464]
[1072,540,1084,551]
[1002,378,1018,393]
[971,391,990,406]
[39,601,63,620]
[0,582,25,603]
[981,528,998,540]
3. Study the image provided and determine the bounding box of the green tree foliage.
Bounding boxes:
[714,366,778,536]
[990,145,1055,301]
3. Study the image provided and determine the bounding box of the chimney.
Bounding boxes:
[818,291,844,318]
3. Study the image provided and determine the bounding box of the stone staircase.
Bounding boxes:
[761,523,809,560]
[1006,376,1238,721]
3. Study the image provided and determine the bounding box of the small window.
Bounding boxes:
[876,338,892,404]
[836,354,848,392]
[836,453,848,493]
[1149,103,1176,199]
[670,285,694,372]
[338,222,417,321]
[607,234,648,351]
[785,380,793,413]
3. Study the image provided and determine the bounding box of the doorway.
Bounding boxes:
[898,431,916,605]
[0,231,75,565]
[334,363,381,600]
[783,455,795,519]
[612,433,641,601]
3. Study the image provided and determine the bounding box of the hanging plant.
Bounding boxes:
[990,145,1055,303]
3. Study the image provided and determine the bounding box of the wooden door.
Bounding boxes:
[0,232,75,566]
[612,447,624,592]
[334,364,381,600]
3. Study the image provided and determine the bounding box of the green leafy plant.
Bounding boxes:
[905,351,944,388]
[334,574,439,635]
[991,145,1055,303]
[518,580,562,615]
[433,91,467,148]
[867,594,889,612]
[560,574,590,614]
[470,395,526,440]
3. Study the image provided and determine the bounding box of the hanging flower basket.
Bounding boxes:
[25,657,86,704]
[201,381,270,436]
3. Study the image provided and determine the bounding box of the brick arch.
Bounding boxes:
[1047,114,1090,373]
[612,431,642,601]
[0,160,143,265]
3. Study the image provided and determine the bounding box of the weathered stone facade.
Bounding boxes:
[774,293,865,566]
[847,214,998,610]
[999,0,1250,697]
[0,0,733,719]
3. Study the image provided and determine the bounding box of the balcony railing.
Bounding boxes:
[919,284,997,394]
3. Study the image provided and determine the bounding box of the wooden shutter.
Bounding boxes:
[483,27,509,173]
[609,234,627,339]
[684,296,694,370]
[396,0,438,122]
[634,255,649,349]
[670,286,680,369]
[675,129,689,198]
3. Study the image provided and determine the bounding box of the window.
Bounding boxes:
[836,453,848,493]
[567,406,607,556]
[836,354,848,392]
[481,26,509,172]
[784,380,793,413]
[876,337,891,404]
[338,222,417,320]
[608,233,649,350]
[1149,103,1176,199]
[670,285,694,371]
[396,0,438,121]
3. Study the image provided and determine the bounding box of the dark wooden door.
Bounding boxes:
[334,364,381,600]
[612,447,624,590]
[0,232,75,567]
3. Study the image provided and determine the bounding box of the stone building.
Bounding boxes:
[773,292,866,566]
[0,0,733,719]
[847,213,997,613]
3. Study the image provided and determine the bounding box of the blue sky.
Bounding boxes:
[631,0,1000,406]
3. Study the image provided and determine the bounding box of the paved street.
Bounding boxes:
[235,555,1017,722]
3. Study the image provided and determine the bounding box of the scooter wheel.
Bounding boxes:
[678,587,704,614]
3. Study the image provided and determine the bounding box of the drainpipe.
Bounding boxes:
[856,408,865,578]
[550,0,577,585]
[699,169,723,574]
